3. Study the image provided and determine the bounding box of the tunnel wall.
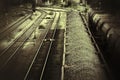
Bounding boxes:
[0,0,8,12]
[0,0,20,12]
[88,9,120,76]
[86,0,120,10]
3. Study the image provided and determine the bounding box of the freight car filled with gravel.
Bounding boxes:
[65,11,109,80]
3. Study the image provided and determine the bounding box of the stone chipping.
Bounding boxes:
[65,11,108,80]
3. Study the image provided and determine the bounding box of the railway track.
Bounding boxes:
[0,12,46,68]
[0,13,41,53]
[0,10,47,79]
[0,9,49,53]
[0,8,112,80]
[0,10,61,80]
[0,14,31,40]
[0,11,44,66]
[0,14,28,34]
[24,12,60,80]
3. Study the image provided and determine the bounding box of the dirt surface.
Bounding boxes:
[65,11,108,80]
[0,5,33,30]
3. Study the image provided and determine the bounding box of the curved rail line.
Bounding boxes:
[0,9,49,54]
[0,11,47,70]
[0,11,43,54]
[0,14,37,53]
[0,14,31,40]
[24,12,60,80]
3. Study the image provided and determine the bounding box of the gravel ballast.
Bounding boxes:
[65,11,108,80]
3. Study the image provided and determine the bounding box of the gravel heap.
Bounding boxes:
[65,11,108,80]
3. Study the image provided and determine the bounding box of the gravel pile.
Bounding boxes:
[65,11,108,80]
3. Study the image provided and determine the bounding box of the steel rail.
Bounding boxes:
[0,12,47,70]
[24,12,57,80]
[40,12,60,80]
[79,12,114,80]
[23,12,60,80]
[0,14,31,40]
[0,11,43,56]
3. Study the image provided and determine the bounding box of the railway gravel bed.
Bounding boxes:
[24,12,59,80]
[42,12,66,80]
[42,29,64,80]
[65,11,109,80]
[0,11,47,80]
